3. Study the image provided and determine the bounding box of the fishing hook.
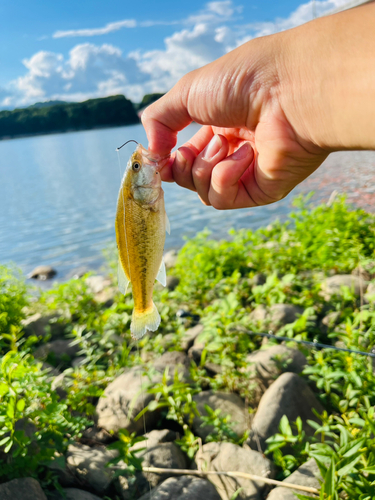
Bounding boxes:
[116,139,138,151]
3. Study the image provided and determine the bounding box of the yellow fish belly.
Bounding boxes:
[116,186,166,339]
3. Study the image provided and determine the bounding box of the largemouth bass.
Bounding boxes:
[115,144,170,339]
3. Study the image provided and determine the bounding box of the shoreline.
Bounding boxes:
[0,121,140,142]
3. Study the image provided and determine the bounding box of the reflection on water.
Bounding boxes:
[0,123,374,279]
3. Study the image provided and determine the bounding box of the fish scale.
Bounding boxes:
[115,143,169,339]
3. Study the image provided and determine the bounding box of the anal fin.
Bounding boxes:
[165,212,170,235]
[118,259,130,294]
[156,258,166,287]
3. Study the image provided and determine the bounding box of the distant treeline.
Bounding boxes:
[0,93,165,139]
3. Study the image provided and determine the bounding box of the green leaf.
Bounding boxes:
[16,399,25,412]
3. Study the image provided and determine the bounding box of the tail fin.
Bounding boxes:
[131,302,160,340]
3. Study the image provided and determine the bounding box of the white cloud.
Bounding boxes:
[1,0,355,108]
[53,19,136,38]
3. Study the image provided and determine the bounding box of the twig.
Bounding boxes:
[141,466,319,495]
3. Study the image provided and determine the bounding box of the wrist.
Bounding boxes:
[277,4,375,152]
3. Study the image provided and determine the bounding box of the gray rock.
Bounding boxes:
[249,305,268,325]
[246,345,306,385]
[86,275,116,307]
[29,265,56,280]
[267,458,321,499]
[130,429,177,452]
[48,456,77,488]
[50,488,103,500]
[164,249,178,269]
[34,339,80,362]
[66,443,118,494]
[71,356,86,368]
[365,282,375,303]
[320,311,342,331]
[249,304,303,332]
[152,350,191,380]
[96,366,155,434]
[251,273,267,286]
[21,313,66,339]
[188,342,205,365]
[116,442,187,499]
[192,391,249,440]
[352,261,375,281]
[137,476,221,500]
[194,442,275,500]
[248,373,323,452]
[181,324,204,351]
[85,275,112,294]
[268,304,303,331]
[97,353,190,434]
[166,275,180,291]
[81,426,113,445]
[0,478,47,500]
[322,274,368,299]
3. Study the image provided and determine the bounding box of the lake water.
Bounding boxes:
[1,123,375,280]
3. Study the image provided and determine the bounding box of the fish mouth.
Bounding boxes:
[137,144,170,172]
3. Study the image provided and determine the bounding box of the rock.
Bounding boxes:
[0,478,47,500]
[249,305,268,325]
[86,275,116,307]
[152,350,191,380]
[268,304,303,331]
[137,476,222,500]
[130,429,177,452]
[267,458,321,499]
[66,266,90,280]
[66,443,118,494]
[248,372,324,452]
[320,311,342,332]
[164,249,178,269]
[245,345,306,387]
[365,282,375,303]
[49,488,103,500]
[21,313,66,339]
[251,273,267,286]
[48,457,77,488]
[96,366,155,434]
[322,274,368,299]
[181,324,204,351]
[97,353,191,434]
[71,356,86,368]
[29,265,57,280]
[192,391,249,440]
[352,261,375,281]
[85,275,112,294]
[81,425,113,445]
[194,442,275,500]
[34,339,80,363]
[249,304,303,332]
[116,442,187,499]
[166,275,180,291]
[188,338,205,364]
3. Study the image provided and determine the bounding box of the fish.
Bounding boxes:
[115,143,170,339]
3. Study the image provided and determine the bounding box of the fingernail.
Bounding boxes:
[231,142,251,160]
[202,135,222,160]
[176,149,187,164]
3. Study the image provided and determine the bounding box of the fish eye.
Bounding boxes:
[132,162,141,171]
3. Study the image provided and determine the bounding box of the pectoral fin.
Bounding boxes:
[118,259,130,294]
[165,212,170,235]
[156,258,166,287]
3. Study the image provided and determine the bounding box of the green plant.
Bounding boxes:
[0,351,88,480]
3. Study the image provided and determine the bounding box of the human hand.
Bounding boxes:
[142,3,375,209]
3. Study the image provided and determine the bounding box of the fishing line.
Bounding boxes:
[116,145,152,498]
[232,326,375,358]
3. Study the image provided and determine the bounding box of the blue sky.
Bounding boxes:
[0,0,347,108]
